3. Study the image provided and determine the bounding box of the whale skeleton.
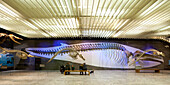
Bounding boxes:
[26,42,130,66]
[0,46,34,59]
[0,33,23,44]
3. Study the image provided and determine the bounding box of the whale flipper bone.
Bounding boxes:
[47,48,85,63]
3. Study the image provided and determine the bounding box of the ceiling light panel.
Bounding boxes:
[30,18,79,30]
[82,29,113,37]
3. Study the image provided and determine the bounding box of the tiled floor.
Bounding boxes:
[0,70,170,85]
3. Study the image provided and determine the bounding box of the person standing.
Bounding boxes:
[83,63,87,75]
[65,62,71,75]
[71,65,75,70]
[79,64,83,75]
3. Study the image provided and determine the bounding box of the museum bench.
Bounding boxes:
[135,69,160,73]
[64,70,90,75]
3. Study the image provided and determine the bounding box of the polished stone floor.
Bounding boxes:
[0,70,170,85]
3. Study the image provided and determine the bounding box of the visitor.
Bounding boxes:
[60,65,65,74]
[71,65,75,70]
[83,63,87,75]
[65,62,71,75]
[79,64,83,75]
